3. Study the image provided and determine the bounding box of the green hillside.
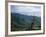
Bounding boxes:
[11,13,41,31]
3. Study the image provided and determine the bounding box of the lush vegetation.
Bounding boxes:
[11,13,41,31]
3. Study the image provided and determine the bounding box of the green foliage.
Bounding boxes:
[11,13,41,31]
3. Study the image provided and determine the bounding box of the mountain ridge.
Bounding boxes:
[11,12,41,31]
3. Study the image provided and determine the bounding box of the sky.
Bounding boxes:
[11,5,41,17]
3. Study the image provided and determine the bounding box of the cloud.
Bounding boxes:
[11,5,41,16]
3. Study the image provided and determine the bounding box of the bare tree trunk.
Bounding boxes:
[31,16,35,30]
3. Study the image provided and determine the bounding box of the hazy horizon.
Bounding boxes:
[11,5,41,17]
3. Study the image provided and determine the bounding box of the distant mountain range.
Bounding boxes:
[11,12,41,31]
